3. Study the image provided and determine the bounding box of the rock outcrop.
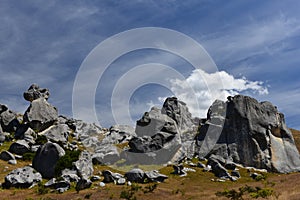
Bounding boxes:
[196,95,300,173]
[3,166,42,188]
[74,150,93,179]
[9,140,30,155]
[39,124,70,144]
[23,98,58,132]
[32,142,65,178]
[23,84,50,102]
[124,97,198,165]
[0,105,20,132]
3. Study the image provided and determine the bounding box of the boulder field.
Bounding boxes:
[0,84,299,192]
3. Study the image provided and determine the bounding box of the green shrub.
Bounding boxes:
[250,188,274,198]
[36,182,49,195]
[119,184,141,200]
[143,183,157,194]
[22,152,36,161]
[120,190,136,200]
[54,149,81,176]
[35,135,48,145]
[216,185,275,200]
[216,189,244,200]
[84,193,92,199]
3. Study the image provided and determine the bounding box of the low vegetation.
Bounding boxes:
[216,185,274,199]
[54,149,81,177]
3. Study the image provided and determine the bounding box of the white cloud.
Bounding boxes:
[160,69,268,118]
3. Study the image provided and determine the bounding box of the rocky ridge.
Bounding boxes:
[0,84,299,193]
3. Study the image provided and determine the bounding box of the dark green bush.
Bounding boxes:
[250,188,274,198]
[143,183,158,193]
[36,182,49,195]
[216,185,274,200]
[54,149,81,177]
[35,135,48,145]
[22,152,36,161]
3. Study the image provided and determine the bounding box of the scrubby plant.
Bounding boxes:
[22,152,36,161]
[120,190,136,200]
[250,187,274,198]
[36,182,49,195]
[35,135,48,145]
[143,183,157,194]
[54,149,81,176]
[120,183,142,200]
[216,185,275,200]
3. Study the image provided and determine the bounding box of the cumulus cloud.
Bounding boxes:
[158,69,268,118]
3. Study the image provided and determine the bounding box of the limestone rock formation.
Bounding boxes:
[23,83,50,101]
[125,168,145,183]
[45,178,71,193]
[0,106,20,132]
[196,95,300,173]
[145,170,168,182]
[102,170,124,183]
[126,97,198,165]
[74,150,94,179]
[9,140,30,155]
[0,150,15,161]
[3,166,42,188]
[32,142,65,178]
[23,98,58,132]
[39,124,70,144]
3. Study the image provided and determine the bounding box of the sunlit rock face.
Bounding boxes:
[127,97,198,164]
[197,95,300,173]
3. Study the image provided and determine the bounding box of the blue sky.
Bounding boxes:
[0,0,300,129]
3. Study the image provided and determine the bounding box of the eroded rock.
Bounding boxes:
[23,99,58,132]
[3,166,42,188]
[32,142,65,178]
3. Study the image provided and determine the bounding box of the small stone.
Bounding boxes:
[91,175,101,182]
[8,159,17,165]
[231,170,241,178]
[197,162,206,168]
[99,182,105,187]
[117,178,126,185]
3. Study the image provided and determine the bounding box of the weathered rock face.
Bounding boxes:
[0,150,15,161]
[45,178,71,193]
[135,107,178,137]
[9,140,30,155]
[162,97,195,132]
[3,166,42,188]
[23,98,58,132]
[93,145,120,165]
[103,125,136,144]
[23,84,50,102]
[74,150,93,179]
[75,177,92,191]
[32,142,65,178]
[145,170,168,182]
[126,97,198,165]
[0,108,20,132]
[39,124,70,144]
[102,170,124,183]
[125,168,145,183]
[0,125,5,143]
[196,95,300,173]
